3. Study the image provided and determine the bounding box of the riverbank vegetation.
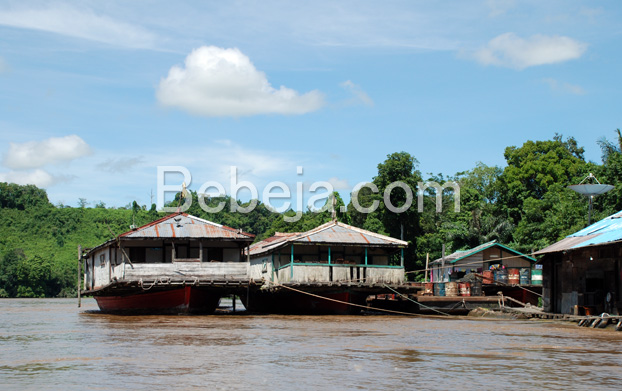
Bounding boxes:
[1,131,621,297]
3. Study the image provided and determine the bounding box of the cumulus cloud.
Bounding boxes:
[3,135,92,170]
[0,4,157,49]
[156,46,324,117]
[339,80,374,107]
[542,78,586,95]
[473,33,587,69]
[0,169,70,188]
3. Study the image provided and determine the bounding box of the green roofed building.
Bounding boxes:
[430,241,536,282]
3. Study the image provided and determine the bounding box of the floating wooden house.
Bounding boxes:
[430,241,536,282]
[536,210,622,315]
[245,220,409,314]
[80,212,255,314]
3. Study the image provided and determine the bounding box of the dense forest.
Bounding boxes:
[1,131,621,297]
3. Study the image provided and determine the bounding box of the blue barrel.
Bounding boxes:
[494,269,508,284]
[519,268,530,285]
[434,282,445,296]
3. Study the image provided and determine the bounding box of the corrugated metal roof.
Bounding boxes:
[430,241,535,265]
[84,213,254,257]
[248,232,296,254]
[120,213,254,240]
[535,210,622,255]
[249,220,407,256]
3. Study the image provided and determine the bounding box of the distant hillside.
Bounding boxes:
[0,183,164,297]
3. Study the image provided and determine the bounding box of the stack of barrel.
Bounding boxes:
[430,280,482,297]
[497,268,532,285]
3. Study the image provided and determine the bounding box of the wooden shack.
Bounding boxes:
[535,211,622,315]
[430,241,535,282]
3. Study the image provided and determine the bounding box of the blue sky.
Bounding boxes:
[0,1,620,210]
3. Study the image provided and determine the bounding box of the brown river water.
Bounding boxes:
[1,298,621,391]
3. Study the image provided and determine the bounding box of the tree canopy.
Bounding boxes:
[1,131,620,295]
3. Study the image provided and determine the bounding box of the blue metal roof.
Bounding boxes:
[535,210,622,255]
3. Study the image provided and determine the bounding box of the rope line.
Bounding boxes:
[263,280,473,319]
[382,284,451,316]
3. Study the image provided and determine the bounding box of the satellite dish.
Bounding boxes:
[568,173,614,225]
[567,184,614,196]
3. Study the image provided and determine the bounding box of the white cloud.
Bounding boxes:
[542,78,586,95]
[156,46,325,117]
[0,4,157,49]
[3,135,92,170]
[327,177,351,190]
[473,33,587,69]
[0,169,68,188]
[339,80,374,107]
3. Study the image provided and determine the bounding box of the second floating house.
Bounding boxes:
[245,220,410,314]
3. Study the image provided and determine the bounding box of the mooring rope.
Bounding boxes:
[139,278,157,291]
[382,284,451,316]
[262,280,469,319]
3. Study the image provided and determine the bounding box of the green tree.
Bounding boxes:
[0,183,50,210]
[372,152,423,277]
[499,135,589,251]
[442,163,512,250]
[596,129,622,215]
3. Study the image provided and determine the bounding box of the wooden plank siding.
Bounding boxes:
[275,264,403,285]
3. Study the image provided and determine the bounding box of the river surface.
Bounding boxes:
[1,298,621,390]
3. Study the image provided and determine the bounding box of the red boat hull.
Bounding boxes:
[94,286,220,314]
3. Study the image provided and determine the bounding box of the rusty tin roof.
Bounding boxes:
[249,220,408,257]
[119,213,254,240]
[84,212,254,257]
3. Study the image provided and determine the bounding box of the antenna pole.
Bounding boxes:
[568,173,613,227]
[589,195,593,225]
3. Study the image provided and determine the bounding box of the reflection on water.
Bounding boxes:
[1,298,621,390]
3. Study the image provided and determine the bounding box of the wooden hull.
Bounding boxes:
[244,289,367,315]
[94,286,220,314]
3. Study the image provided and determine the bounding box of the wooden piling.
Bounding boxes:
[77,245,82,308]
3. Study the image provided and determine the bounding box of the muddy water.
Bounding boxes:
[1,299,622,391]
